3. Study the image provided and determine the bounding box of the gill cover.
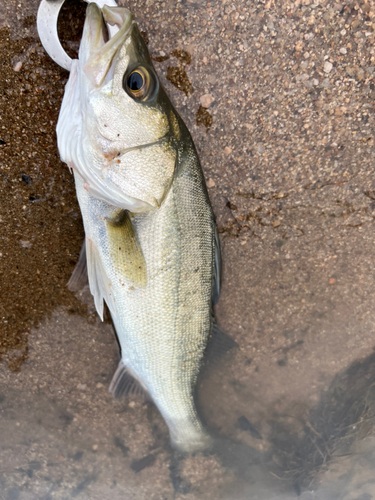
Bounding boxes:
[57,3,176,212]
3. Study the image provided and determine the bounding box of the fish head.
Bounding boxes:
[57,3,182,212]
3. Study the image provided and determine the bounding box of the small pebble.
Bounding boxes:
[92,444,98,451]
[323,61,333,73]
[77,383,87,390]
[13,61,22,72]
[20,240,32,248]
[351,19,361,29]
[357,69,365,81]
[22,174,31,185]
[96,382,104,389]
[224,146,232,155]
[340,47,347,55]
[199,94,215,108]
[206,178,215,188]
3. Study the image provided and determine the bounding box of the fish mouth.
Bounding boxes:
[81,4,134,88]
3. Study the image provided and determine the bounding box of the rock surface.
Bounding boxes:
[1,0,375,499]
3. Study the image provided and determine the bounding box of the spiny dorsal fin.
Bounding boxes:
[106,211,147,289]
[109,360,149,400]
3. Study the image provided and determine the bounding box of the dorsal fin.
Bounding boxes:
[205,319,238,363]
[106,210,147,289]
[212,222,221,306]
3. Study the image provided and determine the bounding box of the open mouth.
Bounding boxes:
[36,0,132,73]
[82,4,134,88]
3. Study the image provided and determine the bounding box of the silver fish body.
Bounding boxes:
[57,3,220,452]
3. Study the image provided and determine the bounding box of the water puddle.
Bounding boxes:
[2,296,375,499]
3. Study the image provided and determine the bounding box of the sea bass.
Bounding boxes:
[56,3,221,452]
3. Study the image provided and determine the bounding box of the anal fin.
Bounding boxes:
[109,360,149,400]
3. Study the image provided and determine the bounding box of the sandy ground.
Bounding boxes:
[1,0,375,499]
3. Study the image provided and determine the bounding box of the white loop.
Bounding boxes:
[37,0,119,71]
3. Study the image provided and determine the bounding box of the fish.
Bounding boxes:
[56,3,223,453]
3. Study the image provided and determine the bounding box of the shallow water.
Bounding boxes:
[2,0,375,499]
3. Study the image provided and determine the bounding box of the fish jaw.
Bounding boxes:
[81,5,134,88]
[78,3,109,69]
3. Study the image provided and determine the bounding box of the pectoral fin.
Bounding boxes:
[106,211,147,288]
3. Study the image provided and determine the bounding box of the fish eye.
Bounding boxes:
[123,66,158,102]
[128,71,144,92]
